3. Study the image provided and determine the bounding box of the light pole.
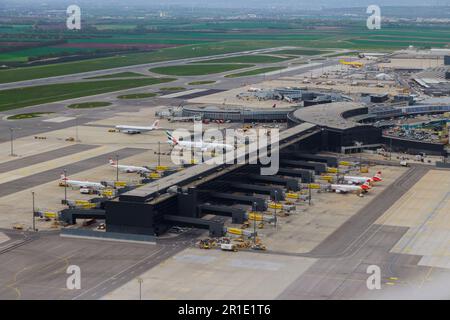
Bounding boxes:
[63,169,67,204]
[389,137,393,160]
[158,141,161,167]
[32,191,36,232]
[115,154,119,182]
[308,184,312,206]
[9,128,15,157]
[137,278,143,300]
[75,116,79,142]
[253,202,257,246]
[273,190,278,229]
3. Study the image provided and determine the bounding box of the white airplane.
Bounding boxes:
[343,171,382,185]
[59,173,105,190]
[166,131,234,152]
[331,180,371,194]
[115,120,160,134]
[108,159,151,174]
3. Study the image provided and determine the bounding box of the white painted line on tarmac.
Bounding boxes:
[160,89,207,98]
[43,116,76,123]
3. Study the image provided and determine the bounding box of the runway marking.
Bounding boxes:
[159,89,206,99]
[6,266,31,300]
[43,116,76,123]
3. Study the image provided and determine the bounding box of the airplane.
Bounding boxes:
[59,173,105,190]
[108,159,151,174]
[343,171,382,185]
[166,131,234,152]
[115,120,160,134]
[331,180,371,195]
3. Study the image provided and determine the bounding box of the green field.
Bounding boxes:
[225,66,285,78]
[86,72,147,79]
[0,42,269,84]
[67,102,112,109]
[188,80,216,85]
[197,55,290,64]
[7,112,54,120]
[117,93,158,99]
[0,78,174,111]
[1,21,450,85]
[150,64,253,76]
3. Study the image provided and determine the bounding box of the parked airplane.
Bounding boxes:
[115,120,160,134]
[343,171,382,185]
[331,180,371,194]
[108,159,151,174]
[166,131,234,152]
[59,173,105,190]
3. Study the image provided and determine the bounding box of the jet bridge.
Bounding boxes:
[277,168,315,183]
[210,192,267,211]
[284,152,338,167]
[280,159,327,174]
[228,182,285,201]
[198,204,246,224]
[246,173,300,191]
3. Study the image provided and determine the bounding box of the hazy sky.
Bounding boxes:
[4,0,450,9]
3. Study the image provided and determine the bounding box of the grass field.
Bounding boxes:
[7,112,54,120]
[2,22,450,84]
[0,42,269,84]
[117,93,158,99]
[86,72,147,79]
[0,78,174,111]
[225,66,285,78]
[150,63,253,76]
[188,80,216,85]
[67,102,112,109]
[197,55,290,64]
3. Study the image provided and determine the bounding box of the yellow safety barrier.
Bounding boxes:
[227,228,244,235]
[114,181,127,187]
[42,211,57,218]
[327,167,338,173]
[339,161,351,166]
[101,189,115,197]
[150,172,161,179]
[156,165,169,171]
[286,193,299,199]
[308,183,321,189]
[247,212,264,221]
[268,202,283,209]
[75,200,90,205]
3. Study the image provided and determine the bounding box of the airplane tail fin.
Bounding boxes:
[152,120,160,128]
[373,171,382,181]
[361,180,371,190]
[60,172,68,181]
[166,131,178,145]
[109,158,116,166]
